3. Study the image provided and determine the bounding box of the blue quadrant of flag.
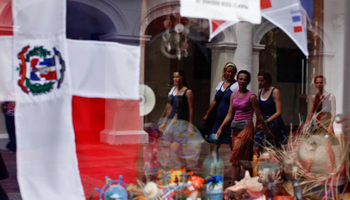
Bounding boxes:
[292,15,301,22]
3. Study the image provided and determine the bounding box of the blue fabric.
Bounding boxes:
[168,95,176,119]
[300,0,313,20]
[292,15,301,22]
[254,115,287,148]
[206,85,233,145]
[259,88,277,116]
[168,89,189,121]
[255,88,287,148]
[5,115,16,152]
[168,89,176,119]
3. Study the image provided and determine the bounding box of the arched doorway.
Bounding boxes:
[259,27,308,125]
[66,0,117,41]
[143,10,212,128]
[257,21,325,126]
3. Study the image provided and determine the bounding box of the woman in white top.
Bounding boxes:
[202,62,239,150]
[306,75,336,133]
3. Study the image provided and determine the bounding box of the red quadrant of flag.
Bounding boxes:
[0,0,13,36]
[294,26,302,32]
[72,96,141,199]
[211,20,226,33]
[261,0,272,10]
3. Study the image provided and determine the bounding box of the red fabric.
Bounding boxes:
[0,0,13,36]
[104,98,140,131]
[211,20,226,33]
[230,121,255,165]
[72,96,141,199]
[260,0,272,10]
[143,130,159,173]
[40,71,57,80]
[72,96,106,143]
[294,26,302,32]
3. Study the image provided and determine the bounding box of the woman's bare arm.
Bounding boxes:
[307,95,316,121]
[251,94,274,139]
[160,103,171,120]
[202,98,218,123]
[186,89,194,124]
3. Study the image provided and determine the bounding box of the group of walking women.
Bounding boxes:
[159,62,335,185]
[203,62,284,184]
[203,62,335,184]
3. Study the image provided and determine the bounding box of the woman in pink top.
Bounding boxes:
[216,70,274,184]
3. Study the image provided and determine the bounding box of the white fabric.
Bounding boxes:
[100,130,148,145]
[206,0,309,58]
[12,0,85,199]
[215,81,224,91]
[180,0,261,24]
[215,81,239,93]
[12,0,65,35]
[68,39,140,99]
[259,88,274,101]
[6,0,141,199]
[230,82,239,93]
[209,20,237,42]
[260,96,268,101]
[0,36,15,101]
[261,0,309,57]
[15,94,84,200]
[168,86,175,96]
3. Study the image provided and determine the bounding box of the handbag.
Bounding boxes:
[202,80,235,138]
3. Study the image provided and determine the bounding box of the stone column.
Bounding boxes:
[252,44,265,94]
[233,22,253,90]
[206,43,237,100]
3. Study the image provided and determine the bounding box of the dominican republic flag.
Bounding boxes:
[0,0,141,199]
[207,0,309,58]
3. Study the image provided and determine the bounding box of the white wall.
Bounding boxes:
[323,0,345,115]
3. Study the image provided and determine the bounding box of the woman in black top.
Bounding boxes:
[159,70,203,169]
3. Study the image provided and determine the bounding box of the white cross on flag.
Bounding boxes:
[0,0,141,199]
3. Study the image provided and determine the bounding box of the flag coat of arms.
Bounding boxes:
[0,0,141,199]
